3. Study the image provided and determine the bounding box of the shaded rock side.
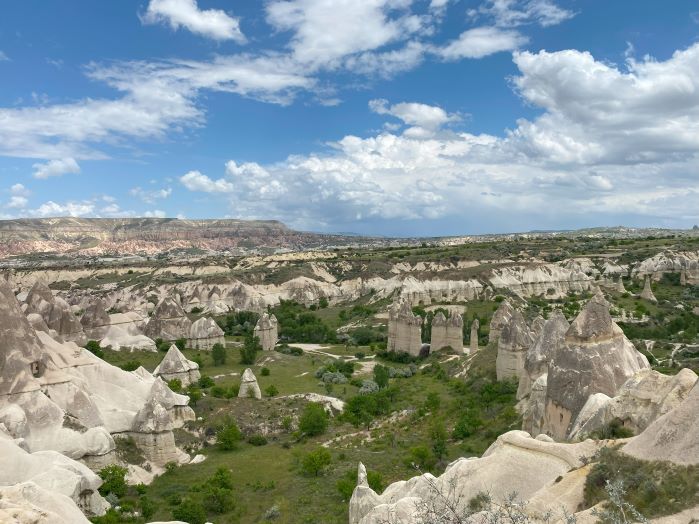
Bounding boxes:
[238,368,261,399]
[640,276,658,302]
[144,296,192,341]
[187,316,225,350]
[469,318,479,353]
[253,312,278,351]
[25,280,86,345]
[153,344,201,387]
[488,300,514,346]
[495,310,533,381]
[387,299,422,357]
[429,311,463,352]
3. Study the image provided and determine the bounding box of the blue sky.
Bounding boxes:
[0,0,698,236]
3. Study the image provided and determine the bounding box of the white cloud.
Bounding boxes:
[436,27,528,60]
[32,158,81,179]
[469,0,575,28]
[130,186,172,203]
[7,196,28,209]
[142,0,246,42]
[143,209,167,218]
[30,200,95,218]
[369,99,460,131]
[180,170,234,192]
[10,183,30,197]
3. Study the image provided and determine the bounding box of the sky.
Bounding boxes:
[0,0,698,237]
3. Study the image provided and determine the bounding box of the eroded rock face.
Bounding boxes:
[387,299,422,357]
[543,293,649,440]
[623,380,699,465]
[25,280,86,346]
[153,345,200,387]
[144,297,192,341]
[429,311,463,352]
[350,430,602,524]
[489,300,514,346]
[0,481,92,523]
[469,319,479,352]
[640,276,658,303]
[254,313,278,351]
[80,299,111,341]
[634,249,699,284]
[570,367,698,440]
[489,264,594,299]
[100,312,155,352]
[188,317,225,350]
[495,310,533,381]
[238,368,261,399]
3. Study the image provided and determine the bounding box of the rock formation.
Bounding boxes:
[398,276,482,305]
[188,317,225,350]
[387,299,423,357]
[469,318,479,352]
[623,380,699,465]
[254,312,278,351]
[488,300,514,345]
[489,264,594,299]
[144,296,192,341]
[495,310,533,381]
[542,292,650,439]
[100,311,156,352]
[153,344,201,386]
[640,276,658,302]
[24,280,86,346]
[80,299,111,340]
[616,276,626,293]
[571,367,698,440]
[238,368,261,399]
[429,311,463,352]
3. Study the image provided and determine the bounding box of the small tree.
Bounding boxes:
[212,343,226,366]
[239,334,261,365]
[167,378,182,393]
[187,386,201,406]
[373,364,390,389]
[175,338,187,351]
[98,464,128,498]
[302,447,332,476]
[217,422,242,451]
[172,498,206,524]
[84,340,104,359]
[265,384,279,397]
[299,402,329,436]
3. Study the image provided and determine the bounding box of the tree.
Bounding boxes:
[175,338,187,351]
[319,296,329,308]
[299,402,329,436]
[430,419,448,460]
[373,364,390,389]
[302,447,332,476]
[212,343,226,366]
[239,334,261,365]
[172,498,206,524]
[265,384,279,397]
[187,386,201,407]
[217,422,242,451]
[98,465,128,498]
[203,486,236,514]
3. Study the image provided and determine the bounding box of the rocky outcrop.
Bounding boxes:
[429,311,463,352]
[350,430,602,524]
[238,368,261,399]
[0,481,92,523]
[542,292,650,439]
[623,380,699,465]
[495,310,533,381]
[634,250,699,284]
[153,345,200,386]
[489,264,594,299]
[80,299,111,341]
[100,312,156,352]
[144,297,192,341]
[254,313,278,351]
[488,300,514,345]
[187,317,225,350]
[24,280,86,345]
[570,368,698,439]
[640,276,657,302]
[469,318,479,352]
[387,299,422,357]
[398,276,482,305]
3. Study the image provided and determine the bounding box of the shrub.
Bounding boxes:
[84,340,104,359]
[354,352,365,360]
[322,371,348,384]
[217,422,243,450]
[404,445,435,471]
[589,419,635,440]
[210,467,234,490]
[260,366,270,376]
[239,334,261,365]
[189,306,203,314]
[247,434,268,446]
[301,447,332,476]
[265,384,279,397]
[452,410,483,439]
[337,468,384,500]
[198,375,215,388]
[98,465,128,498]
[175,338,187,351]
[276,344,304,356]
[119,360,141,372]
[299,402,329,436]
[114,435,145,465]
[319,297,329,308]
[373,364,389,389]
[140,496,155,519]
[155,338,170,352]
[359,380,379,395]
[203,486,235,514]
[187,386,201,406]
[172,498,206,524]
[167,378,182,393]
[211,343,226,366]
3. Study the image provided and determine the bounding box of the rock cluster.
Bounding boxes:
[153,344,201,386]
[100,311,156,351]
[387,299,423,357]
[254,312,278,351]
[429,310,463,352]
[238,368,261,399]
[144,296,192,341]
[24,280,86,346]
[495,310,533,381]
[188,316,225,350]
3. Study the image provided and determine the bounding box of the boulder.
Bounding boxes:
[253,313,278,351]
[0,481,91,523]
[542,292,649,439]
[144,297,192,341]
[238,368,261,399]
[495,310,533,381]
[153,345,200,387]
[188,317,225,350]
[387,299,422,357]
[429,310,463,352]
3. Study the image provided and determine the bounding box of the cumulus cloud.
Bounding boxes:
[180,170,234,192]
[369,99,460,132]
[32,158,81,179]
[436,27,528,60]
[143,209,167,218]
[142,0,246,42]
[30,200,95,218]
[469,0,575,28]
[130,186,172,204]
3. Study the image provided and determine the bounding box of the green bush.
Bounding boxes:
[239,333,261,365]
[301,447,332,476]
[98,465,128,498]
[337,468,384,500]
[217,422,243,451]
[299,402,329,436]
[167,378,182,393]
[271,300,337,343]
[203,486,236,514]
[218,311,259,336]
[265,384,279,397]
[140,496,155,519]
[260,366,270,376]
[175,338,186,351]
[247,434,268,446]
[84,340,104,359]
[172,498,206,524]
[119,360,141,372]
[589,419,635,440]
[373,364,389,389]
[198,375,215,388]
[212,343,226,366]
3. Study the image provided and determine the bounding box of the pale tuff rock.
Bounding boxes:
[640,276,658,302]
[349,463,382,524]
[238,368,262,399]
[469,319,479,353]
[521,374,548,437]
[488,300,514,345]
[622,379,699,465]
[398,276,482,305]
[350,430,603,524]
[429,311,463,352]
[80,299,111,340]
[543,293,650,440]
[100,312,156,352]
[188,317,225,350]
[681,268,687,285]
[153,345,200,387]
[495,310,533,381]
[144,296,192,341]
[489,264,594,299]
[616,276,627,293]
[0,433,108,517]
[517,310,569,401]
[570,368,698,439]
[530,315,545,340]
[0,481,92,523]
[25,280,86,346]
[634,249,699,284]
[387,299,422,357]
[254,312,278,351]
